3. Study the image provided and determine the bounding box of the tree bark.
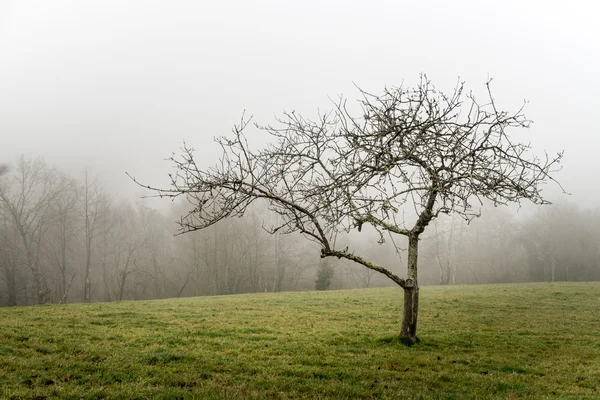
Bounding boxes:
[401,235,420,344]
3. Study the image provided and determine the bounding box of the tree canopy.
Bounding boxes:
[134,76,563,342]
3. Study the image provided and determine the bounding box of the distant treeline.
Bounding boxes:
[0,156,598,307]
[418,205,600,285]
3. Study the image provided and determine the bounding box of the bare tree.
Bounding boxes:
[0,157,67,304]
[104,201,140,301]
[132,77,563,343]
[270,221,316,292]
[133,202,173,299]
[45,175,79,303]
[80,172,110,303]
[0,206,21,306]
[0,165,19,306]
[520,204,598,282]
[431,214,464,285]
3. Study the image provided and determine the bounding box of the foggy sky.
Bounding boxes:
[1,0,598,206]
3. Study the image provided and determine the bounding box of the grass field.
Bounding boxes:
[0,282,599,399]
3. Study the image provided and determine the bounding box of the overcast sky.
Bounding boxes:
[1,0,598,207]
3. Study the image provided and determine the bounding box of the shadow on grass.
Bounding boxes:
[374,335,445,349]
[375,335,420,347]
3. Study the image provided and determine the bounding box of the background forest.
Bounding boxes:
[0,156,598,307]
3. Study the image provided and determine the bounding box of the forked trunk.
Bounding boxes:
[401,235,420,344]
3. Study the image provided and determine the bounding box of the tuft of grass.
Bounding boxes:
[0,282,599,399]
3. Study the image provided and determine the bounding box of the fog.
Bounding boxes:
[1,1,599,305]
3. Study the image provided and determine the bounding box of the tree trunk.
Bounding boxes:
[30,256,45,305]
[84,238,92,303]
[4,265,17,306]
[401,284,419,343]
[118,271,127,301]
[401,235,420,344]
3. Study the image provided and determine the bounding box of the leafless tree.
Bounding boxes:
[0,206,21,306]
[134,76,563,343]
[104,201,141,301]
[270,222,316,292]
[133,202,173,299]
[431,214,464,285]
[80,172,111,303]
[519,204,599,282]
[45,175,79,303]
[0,157,67,304]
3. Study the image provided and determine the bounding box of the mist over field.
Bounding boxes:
[1,1,599,307]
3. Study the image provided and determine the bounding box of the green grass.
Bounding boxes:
[1,282,599,399]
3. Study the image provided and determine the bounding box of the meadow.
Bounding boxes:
[0,282,599,399]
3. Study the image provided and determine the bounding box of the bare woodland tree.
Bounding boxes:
[432,215,463,285]
[1,157,319,306]
[519,204,598,282]
[140,77,563,342]
[45,176,79,303]
[0,157,67,304]
[80,172,111,303]
[0,206,21,306]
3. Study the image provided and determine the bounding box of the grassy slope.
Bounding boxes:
[0,282,599,399]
